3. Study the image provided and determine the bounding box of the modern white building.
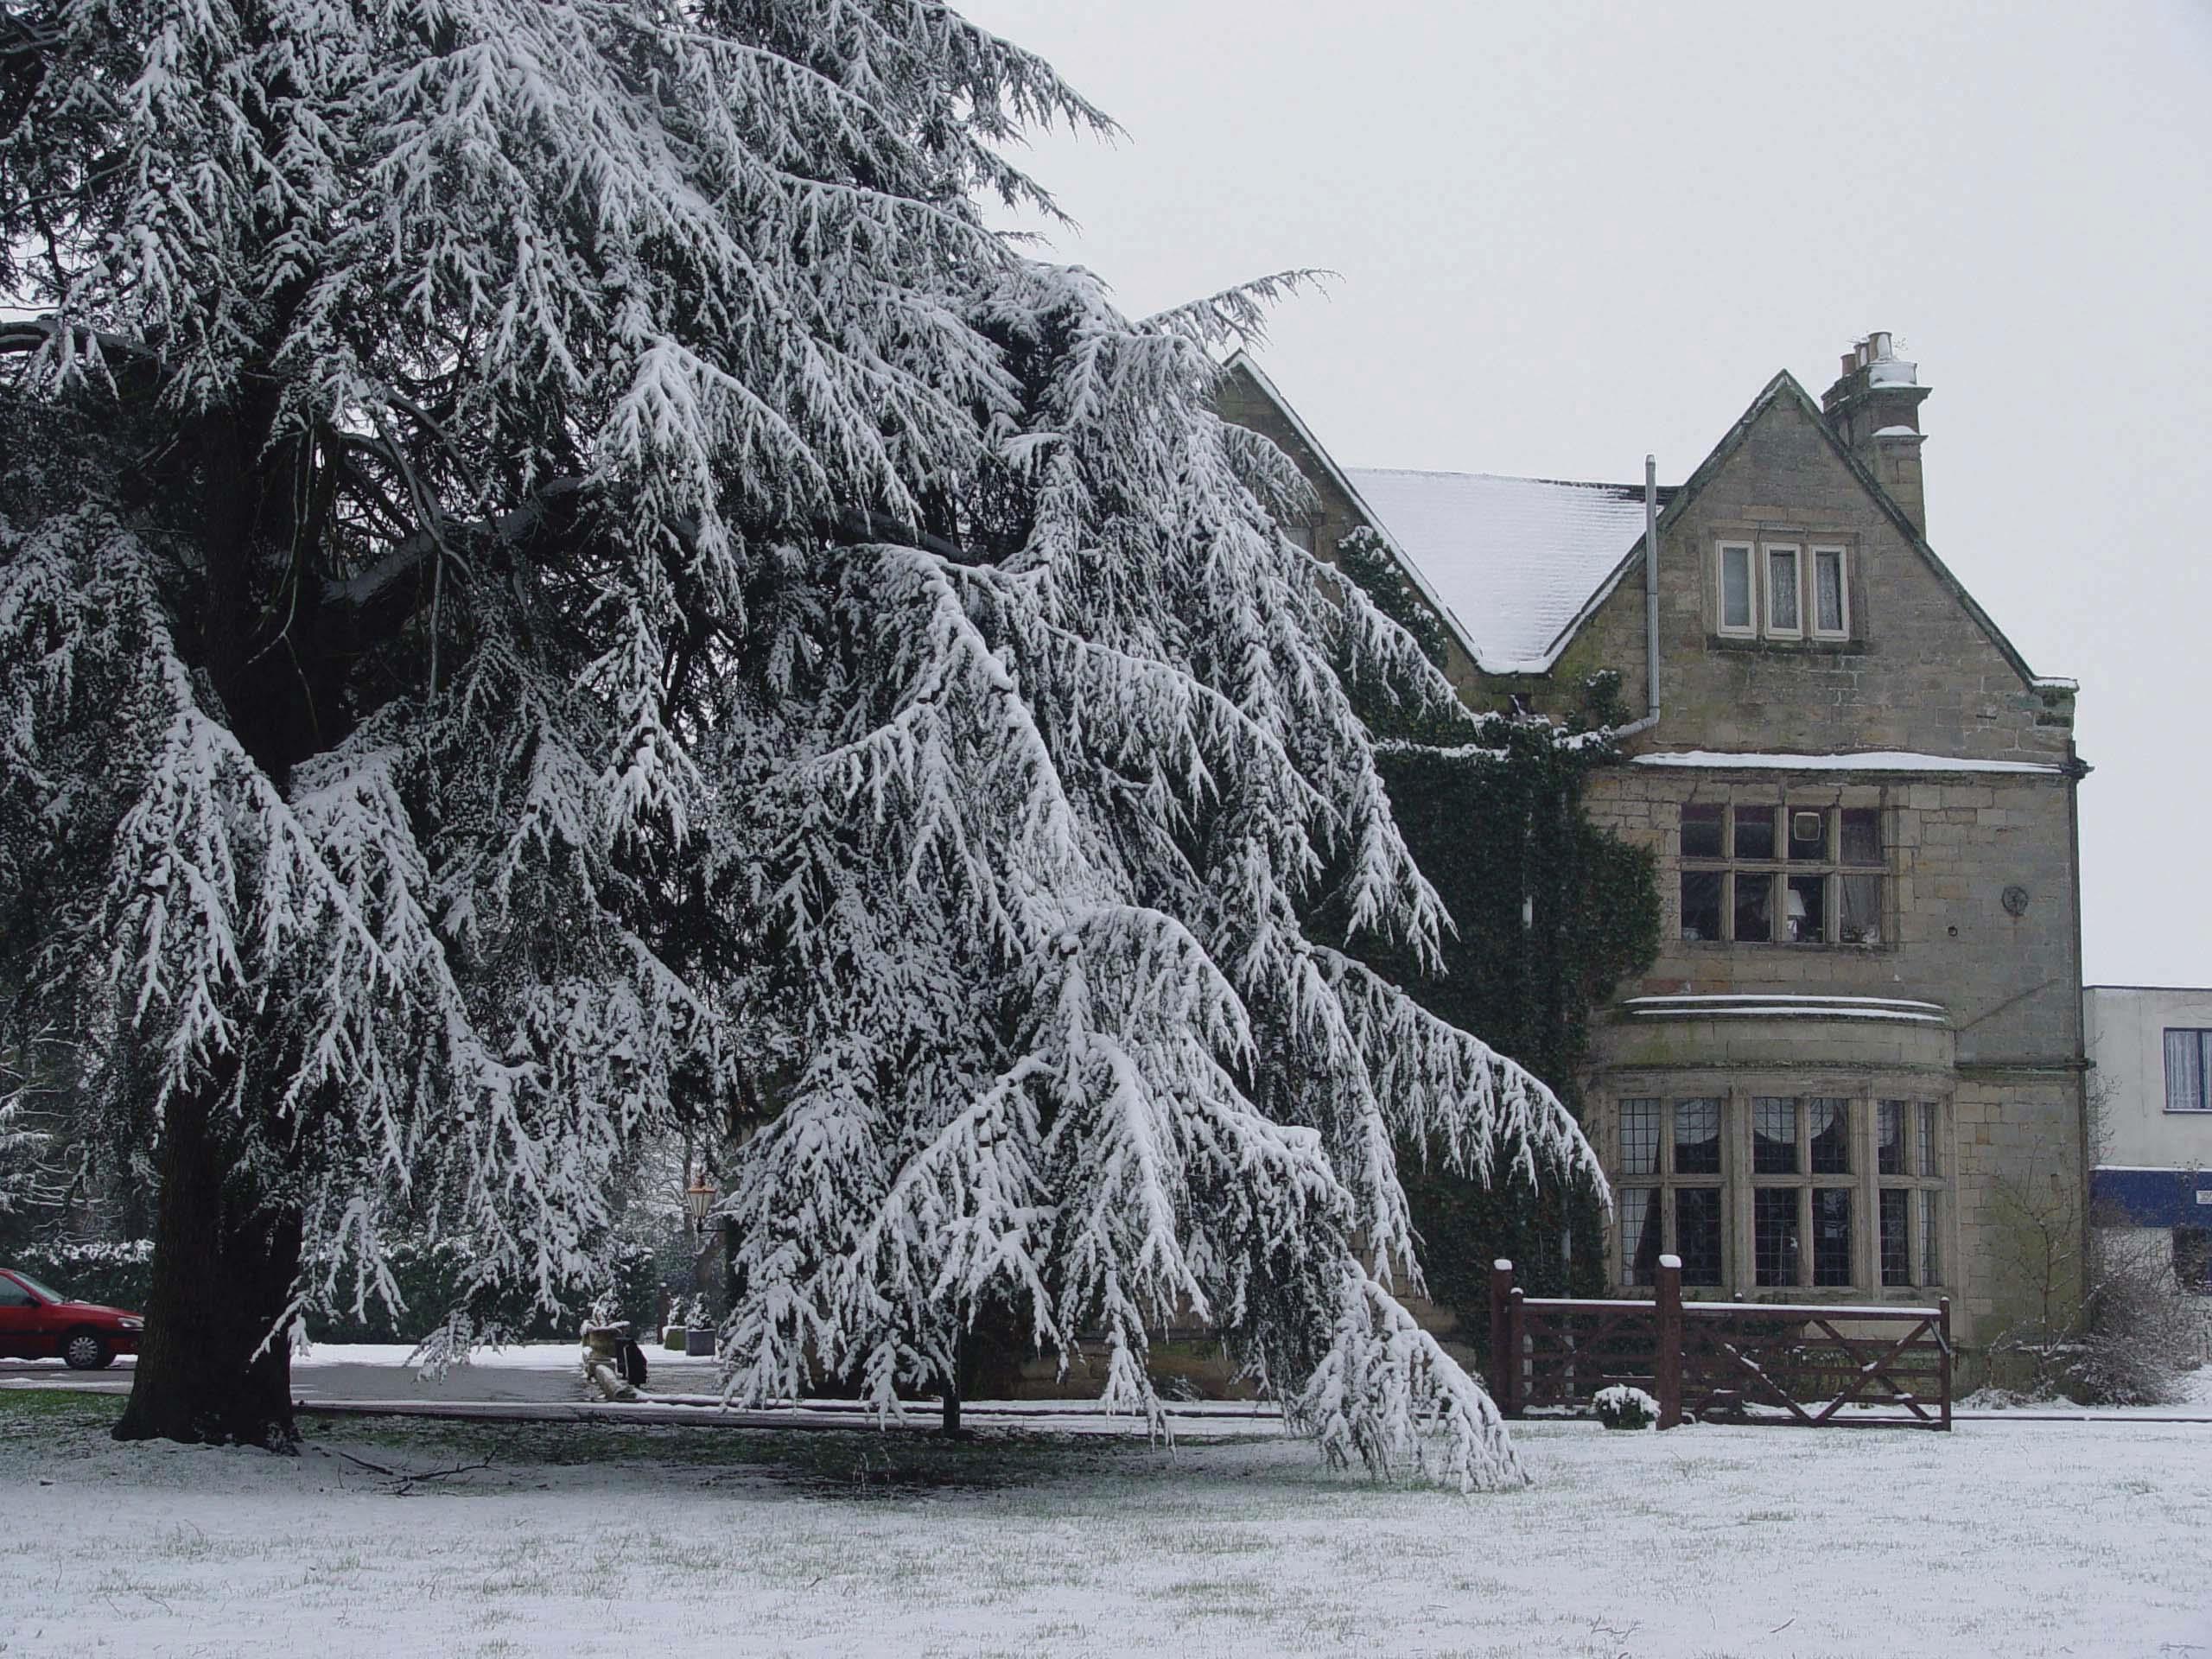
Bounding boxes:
[2084,985,2212,1293]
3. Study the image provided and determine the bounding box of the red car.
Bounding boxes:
[0,1267,144,1370]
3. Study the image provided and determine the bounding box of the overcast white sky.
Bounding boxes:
[966,0,2212,988]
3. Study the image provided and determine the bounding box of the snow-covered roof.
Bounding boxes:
[1342,467,1655,673]
[1629,749,2067,776]
[1224,351,2075,695]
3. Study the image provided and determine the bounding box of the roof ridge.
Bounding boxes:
[1346,463,1664,495]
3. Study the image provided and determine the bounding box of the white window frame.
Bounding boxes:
[1715,542,1757,637]
[2165,1028,2212,1113]
[1762,543,1803,639]
[1810,544,1850,639]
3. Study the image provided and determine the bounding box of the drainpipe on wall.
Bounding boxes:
[1615,454,1663,738]
[1644,453,1660,724]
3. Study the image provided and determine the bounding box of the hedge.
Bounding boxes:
[6,1238,664,1344]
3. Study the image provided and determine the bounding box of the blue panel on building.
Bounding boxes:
[2093,1166,2212,1229]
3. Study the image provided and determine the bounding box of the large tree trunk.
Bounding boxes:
[112,1068,302,1449]
[941,1326,967,1437]
[112,395,315,1452]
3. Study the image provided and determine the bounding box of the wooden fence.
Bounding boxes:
[1486,1255,1950,1430]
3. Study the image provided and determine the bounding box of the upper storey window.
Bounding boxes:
[1716,541,1850,642]
[1814,547,1847,634]
[1766,544,1802,636]
[2164,1029,2212,1112]
[1719,544,1754,632]
[1679,801,1885,946]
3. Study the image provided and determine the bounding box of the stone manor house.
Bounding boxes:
[1223,332,2089,1357]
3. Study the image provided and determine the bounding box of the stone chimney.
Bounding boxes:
[1821,331,1930,537]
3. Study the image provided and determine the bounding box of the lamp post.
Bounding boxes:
[680,1169,721,1357]
[683,1169,718,1241]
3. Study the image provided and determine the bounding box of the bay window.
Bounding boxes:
[1611,1091,1948,1295]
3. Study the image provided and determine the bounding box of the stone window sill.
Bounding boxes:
[1706,634,1861,657]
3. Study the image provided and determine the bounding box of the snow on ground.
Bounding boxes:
[290,1340,610,1370]
[1961,1363,2212,1416]
[3,1343,632,1376]
[3,1390,2207,1658]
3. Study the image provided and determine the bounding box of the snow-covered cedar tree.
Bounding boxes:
[0,0,1105,1447]
[0,1026,149,1250]
[0,0,1599,1485]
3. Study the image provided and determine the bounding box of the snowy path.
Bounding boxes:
[5,1389,2209,1657]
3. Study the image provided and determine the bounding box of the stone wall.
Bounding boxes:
[1588,766,2082,1064]
[1567,383,2087,1351]
[1951,1071,2085,1343]
[1557,385,2076,765]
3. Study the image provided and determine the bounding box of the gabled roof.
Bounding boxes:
[1224,352,1656,676]
[1225,352,2062,693]
[1343,468,1671,674]
[1550,370,2051,690]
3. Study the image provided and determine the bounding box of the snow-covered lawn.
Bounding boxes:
[3,1389,2205,1658]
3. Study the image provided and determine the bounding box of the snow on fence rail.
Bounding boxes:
[1486,1257,1952,1430]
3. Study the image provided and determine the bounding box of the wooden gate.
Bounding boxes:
[1486,1256,1951,1429]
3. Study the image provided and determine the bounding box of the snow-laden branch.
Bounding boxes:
[1309,945,1606,1203]
[1290,1262,1526,1493]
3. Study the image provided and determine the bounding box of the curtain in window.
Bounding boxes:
[1620,1189,1662,1285]
[1812,1189,1853,1287]
[2168,1030,2208,1112]
[1619,1097,1662,1174]
[1840,808,1882,865]
[1752,1098,1798,1173]
[1840,874,1881,944]
[1808,1098,1850,1173]
[1673,1098,1722,1174]
[1768,549,1800,631]
[1815,550,1845,632]
[1920,1190,1940,1286]
[1675,1190,1724,1286]
[1877,1101,1905,1175]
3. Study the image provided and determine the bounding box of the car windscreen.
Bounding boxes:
[3,1271,67,1303]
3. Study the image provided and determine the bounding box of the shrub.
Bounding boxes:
[4,1239,151,1311]
[1592,1384,1658,1430]
[6,1238,663,1344]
